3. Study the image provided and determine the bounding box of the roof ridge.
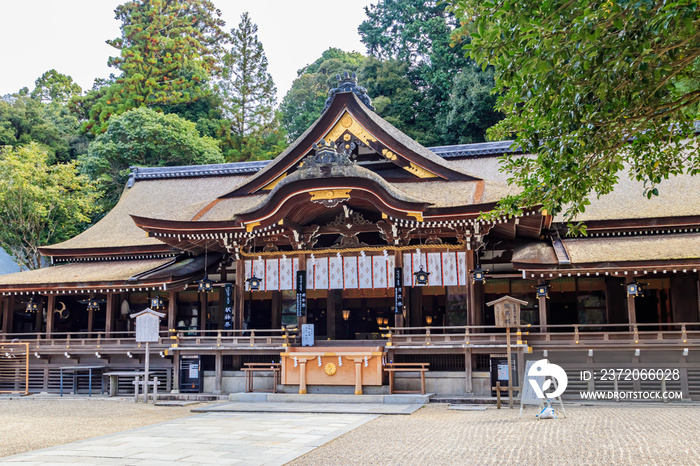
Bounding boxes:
[126,140,522,183]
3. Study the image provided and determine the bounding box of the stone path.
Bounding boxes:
[193,401,422,415]
[0,412,377,465]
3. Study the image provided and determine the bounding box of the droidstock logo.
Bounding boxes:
[528,359,568,399]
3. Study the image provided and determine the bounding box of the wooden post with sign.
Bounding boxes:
[131,308,165,402]
[487,296,527,409]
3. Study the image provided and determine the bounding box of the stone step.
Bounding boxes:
[228,392,431,405]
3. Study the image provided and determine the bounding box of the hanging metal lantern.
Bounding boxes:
[536,284,550,299]
[78,298,106,311]
[247,275,263,292]
[25,298,39,314]
[150,295,166,310]
[198,277,214,293]
[626,280,644,298]
[413,266,430,286]
[470,266,486,284]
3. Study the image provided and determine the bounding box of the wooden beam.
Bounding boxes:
[87,294,94,334]
[168,291,177,331]
[200,292,208,332]
[466,249,477,327]
[235,259,245,331]
[0,297,8,333]
[626,277,637,329]
[46,294,55,337]
[105,293,114,335]
[6,296,14,334]
[214,351,222,395]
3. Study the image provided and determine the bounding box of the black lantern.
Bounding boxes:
[150,295,166,310]
[626,280,644,297]
[25,298,39,314]
[79,298,106,311]
[198,277,214,293]
[536,284,550,299]
[247,275,263,292]
[413,266,430,286]
[470,266,486,284]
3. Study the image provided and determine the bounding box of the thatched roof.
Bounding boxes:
[41,175,251,253]
[0,258,173,287]
[512,242,558,266]
[563,233,700,263]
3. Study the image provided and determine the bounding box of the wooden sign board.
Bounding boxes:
[301,324,314,347]
[131,308,165,343]
[486,295,527,328]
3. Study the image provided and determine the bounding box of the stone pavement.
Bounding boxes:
[193,401,422,415]
[0,411,378,465]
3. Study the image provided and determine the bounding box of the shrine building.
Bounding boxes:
[1,75,698,399]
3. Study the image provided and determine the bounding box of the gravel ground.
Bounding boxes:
[288,403,700,466]
[0,397,197,458]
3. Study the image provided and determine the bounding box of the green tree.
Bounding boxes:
[0,144,101,270]
[80,107,223,209]
[0,93,85,163]
[280,48,366,140]
[450,0,700,229]
[74,0,228,134]
[217,12,285,161]
[30,70,82,104]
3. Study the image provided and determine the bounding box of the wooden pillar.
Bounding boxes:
[327,289,337,339]
[105,293,114,335]
[46,295,55,337]
[297,254,306,327]
[5,296,14,334]
[167,291,177,331]
[171,351,180,393]
[235,258,245,331]
[354,360,363,395]
[35,298,43,332]
[87,294,95,334]
[625,277,637,328]
[213,351,222,394]
[271,291,281,329]
[538,279,548,333]
[465,349,473,394]
[466,249,477,327]
[0,297,8,333]
[299,361,307,394]
[199,292,208,332]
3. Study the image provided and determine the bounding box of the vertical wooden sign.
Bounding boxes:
[296,271,307,317]
[223,283,233,330]
[394,267,403,313]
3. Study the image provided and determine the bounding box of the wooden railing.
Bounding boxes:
[385,323,700,349]
[0,327,298,355]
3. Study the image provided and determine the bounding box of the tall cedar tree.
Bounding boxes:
[72,0,228,134]
[218,12,285,161]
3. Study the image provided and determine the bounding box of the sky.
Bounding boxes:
[0,0,375,99]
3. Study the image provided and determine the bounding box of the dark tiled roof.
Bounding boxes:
[129,161,270,184]
[427,140,519,158]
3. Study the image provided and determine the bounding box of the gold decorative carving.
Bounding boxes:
[381,148,398,161]
[404,162,437,179]
[261,173,286,191]
[343,134,352,141]
[324,111,377,147]
[309,189,351,201]
[407,212,424,222]
[245,221,261,232]
[324,363,337,376]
